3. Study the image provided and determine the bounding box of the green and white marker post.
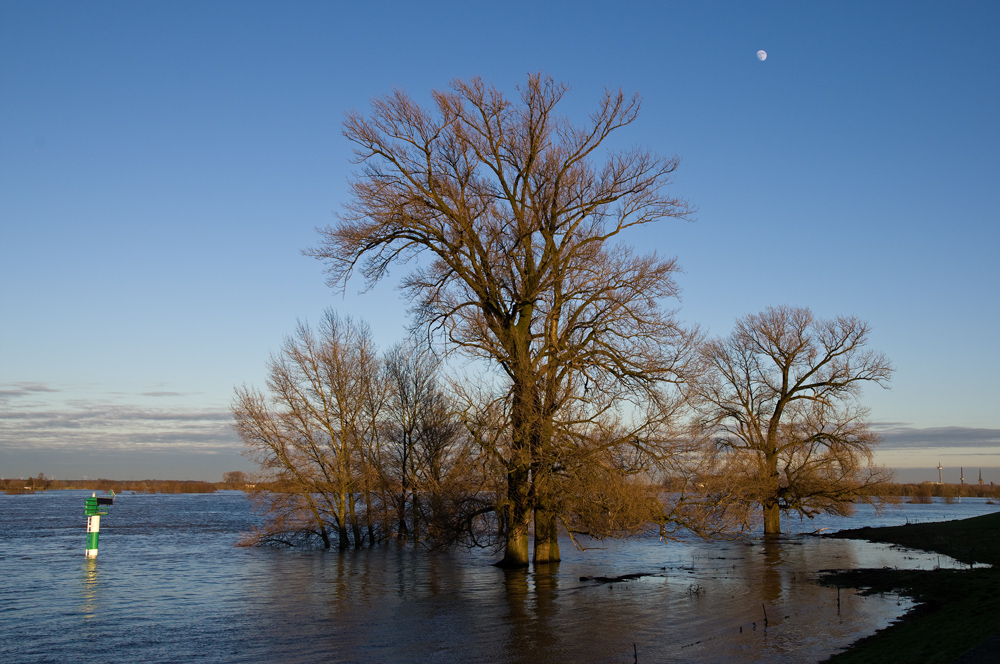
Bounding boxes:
[84,491,115,557]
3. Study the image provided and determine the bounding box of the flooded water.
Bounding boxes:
[2,491,995,663]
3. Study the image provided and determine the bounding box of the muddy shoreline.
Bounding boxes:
[819,511,1000,663]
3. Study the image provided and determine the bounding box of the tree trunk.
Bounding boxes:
[381,483,392,546]
[496,463,532,568]
[763,444,781,537]
[305,492,331,549]
[532,507,560,564]
[497,515,531,568]
[397,492,409,542]
[349,494,363,548]
[496,325,537,568]
[398,447,410,541]
[763,500,781,536]
[337,520,349,551]
[412,493,420,543]
[532,409,559,564]
[336,490,351,550]
[365,489,376,546]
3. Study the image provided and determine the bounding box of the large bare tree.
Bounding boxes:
[308,74,698,566]
[695,306,894,536]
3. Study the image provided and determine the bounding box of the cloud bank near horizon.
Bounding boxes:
[873,424,1000,450]
[3,383,997,472]
[0,382,239,455]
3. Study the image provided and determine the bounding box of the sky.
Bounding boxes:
[1,1,997,483]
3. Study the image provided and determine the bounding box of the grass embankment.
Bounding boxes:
[821,511,1000,663]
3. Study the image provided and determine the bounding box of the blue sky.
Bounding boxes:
[1,1,997,482]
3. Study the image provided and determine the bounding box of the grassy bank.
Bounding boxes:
[821,511,1000,663]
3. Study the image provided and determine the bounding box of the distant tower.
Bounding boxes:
[980,469,985,486]
[961,467,965,486]
[938,461,943,484]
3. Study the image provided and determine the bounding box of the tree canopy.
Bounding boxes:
[695,305,894,535]
[308,74,704,566]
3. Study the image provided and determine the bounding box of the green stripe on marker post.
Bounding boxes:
[84,491,114,557]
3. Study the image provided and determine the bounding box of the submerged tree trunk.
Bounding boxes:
[412,493,420,543]
[497,461,532,568]
[532,410,559,564]
[398,441,410,542]
[397,493,409,542]
[763,441,782,536]
[498,514,531,568]
[364,487,376,546]
[763,500,781,536]
[495,323,537,568]
[349,496,364,548]
[532,507,560,564]
[305,491,332,549]
[337,487,351,550]
[337,519,349,551]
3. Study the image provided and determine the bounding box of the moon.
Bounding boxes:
[756,50,767,61]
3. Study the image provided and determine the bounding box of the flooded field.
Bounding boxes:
[2,491,994,663]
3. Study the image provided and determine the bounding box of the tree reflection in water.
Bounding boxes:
[241,536,917,662]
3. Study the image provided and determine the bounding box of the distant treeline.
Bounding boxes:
[5,475,999,502]
[869,482,1000,500]
[1,475,221,494]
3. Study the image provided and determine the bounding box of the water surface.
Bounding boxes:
[2,491,994,663]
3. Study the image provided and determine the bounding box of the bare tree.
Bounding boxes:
[234,313,485,550]
[406,383,484,546]
[232,311,385,550]
[695,306,894,536]
[308,75,698,566]
[382,342,463,542]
